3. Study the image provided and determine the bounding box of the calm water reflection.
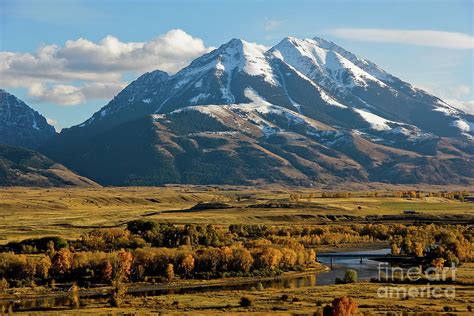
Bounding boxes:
[316,248,391,285]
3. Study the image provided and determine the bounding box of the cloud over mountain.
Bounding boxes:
[328,28,474,49]
[0,29,212,106]
[27,82,127,106]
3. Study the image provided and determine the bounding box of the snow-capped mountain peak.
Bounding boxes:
[180,38,279,87]
[74,36,473,142]
[270,36,387,89]
[311,36,395,83]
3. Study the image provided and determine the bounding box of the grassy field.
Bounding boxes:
[0,186,472,244]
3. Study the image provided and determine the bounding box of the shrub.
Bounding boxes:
[117,250,133,281]
[443,306,456,312]
[178,254,195,277]
[166,264,174,283]
[110,280,127,307]
[323,304,333,316]
[343,269,358,283]
[127,220,159,235]
[101,261,113,284]
[69,283,80,309]
[3,237,68,254]
[331,296,358,316]
[240,296,252,307]
[0,278,8,291]
[52,248,73,275]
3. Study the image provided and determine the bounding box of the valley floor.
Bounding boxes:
[0,186,473,315]
[0,185,473,244]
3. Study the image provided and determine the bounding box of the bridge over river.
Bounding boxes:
[318,252,417,268]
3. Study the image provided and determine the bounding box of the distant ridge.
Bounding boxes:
[0,89,56,149]
[0,144,99,187]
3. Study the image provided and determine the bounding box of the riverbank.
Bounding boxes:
[0,244,392,312]
[5,249,473,314]
[6,245,387,305]
[128,262,329,294]
[15,278,474,315]
[0,263,329,310]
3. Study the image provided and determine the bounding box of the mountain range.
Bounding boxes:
[0,90,99,187]
[2,36,473,186]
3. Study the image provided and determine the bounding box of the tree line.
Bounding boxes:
[0,221,471,289]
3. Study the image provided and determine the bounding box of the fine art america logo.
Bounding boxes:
[376,263,456,299]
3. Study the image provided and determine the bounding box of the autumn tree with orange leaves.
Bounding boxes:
[52,248,72,275]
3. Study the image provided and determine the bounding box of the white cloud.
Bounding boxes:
[28,82,127,106]
[0,29,212,106]
[442,85,474,114]
[445,99,474,115]
[443,85,474,114]
[263,19,283,31]
[447,85,471,98]
[328,28,474,49]
[415,83,474,115]
[56,29,210,74]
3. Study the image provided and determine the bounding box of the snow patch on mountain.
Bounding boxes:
[230,103,330,136]
[353,108,392,131]
[451,119,473,132]
[271,37,387,89]
[433,100,460,116]
[189,93,211,105]
[240,41,279,86]
[270,37,327,76]
[325,50,387,88]
[32,116,39,130]
[388,126,434,141]
[312,36,395,83]
[244,87,270,105]
[212,39,280,87]
[163,100,329,138]
[173,104,231,120]
[319,90,348,108]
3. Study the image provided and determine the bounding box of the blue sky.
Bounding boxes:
[1,0,473,130]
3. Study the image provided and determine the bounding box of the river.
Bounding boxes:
[2,248,392,312]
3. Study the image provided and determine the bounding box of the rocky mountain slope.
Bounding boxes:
[0,144,99,187]
[0,89,56,149]
[41,36,474,186]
